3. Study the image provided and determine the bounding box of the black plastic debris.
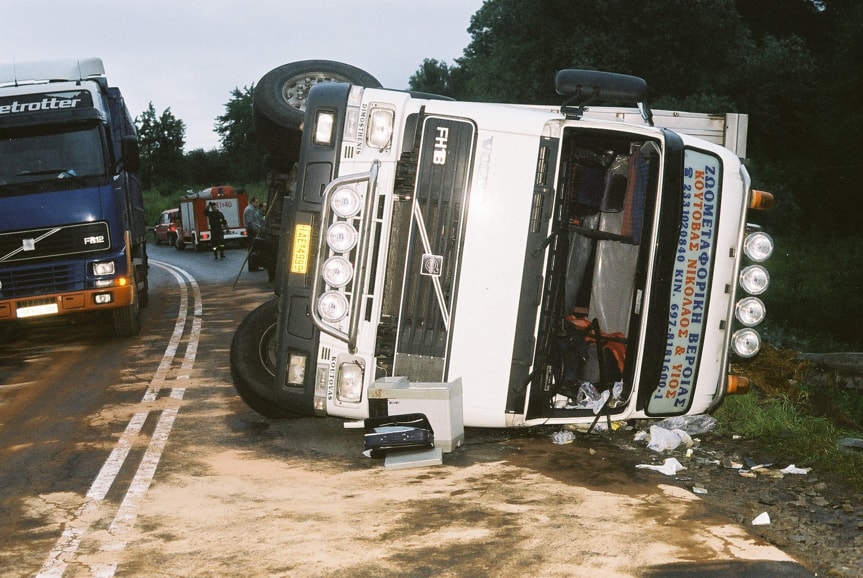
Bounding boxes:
[363,413,434,458]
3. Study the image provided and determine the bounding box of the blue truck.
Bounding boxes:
[0,57,147,336]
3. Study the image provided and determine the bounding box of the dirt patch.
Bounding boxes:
[41,281,852,577]
[63,400,818,578]
[587,425,863,577]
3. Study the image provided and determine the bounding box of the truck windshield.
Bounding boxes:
[0,123,107,192]
[529,128,660,417]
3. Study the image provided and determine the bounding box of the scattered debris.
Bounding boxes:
[384,447,443,470]
[644,425,693,452]
[551,430,576,445]
[838,438,863,453]
[635,457,686,475]
[653,414,718,436]
[752,511,771,526]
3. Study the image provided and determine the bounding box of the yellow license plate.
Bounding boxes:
[290,224,312,274]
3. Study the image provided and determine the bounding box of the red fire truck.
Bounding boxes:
[176,186,249,251]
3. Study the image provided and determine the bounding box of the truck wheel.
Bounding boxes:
[139,271,149,308]
[254,60,381,160]
[176,238,185,251]
[230,299,295,418]
[112,299,141,337]
[136,248,149,308]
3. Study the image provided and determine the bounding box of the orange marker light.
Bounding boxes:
[749,190,774,210]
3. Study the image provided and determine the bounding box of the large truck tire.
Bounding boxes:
[254,60,381,163]
[136,246,149,308]
[230,299,295,419]
[139,272,149,308]
[112,299,141,337]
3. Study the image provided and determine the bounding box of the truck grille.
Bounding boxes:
[393,116,475,381]
[0,222,111,263]
[0,261,82,298]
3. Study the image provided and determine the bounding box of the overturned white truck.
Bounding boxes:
[231,60,774,429]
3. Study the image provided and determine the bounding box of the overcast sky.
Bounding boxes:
[2,0,485,150]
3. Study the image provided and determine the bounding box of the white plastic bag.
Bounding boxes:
[635,457,686,475]
[551,430,576,445]
[653,414,717,436]
[646,425,693,452]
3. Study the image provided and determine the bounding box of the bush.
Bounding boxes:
[762,234,863,352]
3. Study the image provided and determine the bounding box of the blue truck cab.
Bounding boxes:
[0,57,147,336]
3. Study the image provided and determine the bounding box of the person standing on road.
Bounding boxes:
[244,197,262,242]
[205,201,228,259]
[244,197,263,271]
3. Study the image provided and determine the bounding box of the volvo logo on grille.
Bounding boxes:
[22,239,35,251]
[421,254,442,277]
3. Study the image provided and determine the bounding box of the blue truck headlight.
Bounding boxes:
[94,292,113,304]
[92,261,115,276]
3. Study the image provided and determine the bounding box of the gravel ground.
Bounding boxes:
[590,422,863,577]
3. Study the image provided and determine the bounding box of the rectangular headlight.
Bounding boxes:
[314,110,336,145]
[366,107,394,149]
[92,261,115,276]
[336,360,364,403]
[286,352,307,386]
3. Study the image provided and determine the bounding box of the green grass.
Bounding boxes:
[716,386,863,492]
[761,234,863,352]
[721,347,863,490]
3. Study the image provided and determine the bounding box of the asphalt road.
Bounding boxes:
[0,243,815,577]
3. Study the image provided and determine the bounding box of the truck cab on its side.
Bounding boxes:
[231,61,774,429]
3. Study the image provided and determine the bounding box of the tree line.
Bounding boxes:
[136,85,267,196]
[408,0,862,237]
[141,0,861,236]
[405,0,863,349]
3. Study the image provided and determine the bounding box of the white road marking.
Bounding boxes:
[37,261,201,577]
